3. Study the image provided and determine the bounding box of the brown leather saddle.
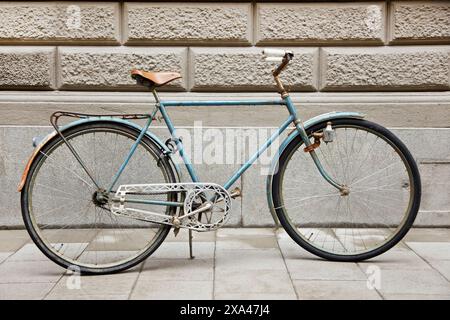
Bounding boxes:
[131,69,181,88]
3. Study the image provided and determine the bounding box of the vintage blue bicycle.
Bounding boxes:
[19,49,421,274]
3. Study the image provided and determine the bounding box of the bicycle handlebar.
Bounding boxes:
[264,56,284,62]
[262,49,294,95]
[262,49,294,77]
[262,48,287,58]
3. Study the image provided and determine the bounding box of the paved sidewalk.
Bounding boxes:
[0,228,450,300]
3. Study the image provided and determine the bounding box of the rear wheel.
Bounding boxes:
[21,122,178,274]
[272,119,421,261]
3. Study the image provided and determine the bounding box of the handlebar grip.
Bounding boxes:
[262,49,286,58]
[264,56,283,62]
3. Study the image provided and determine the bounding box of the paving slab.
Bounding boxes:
[150,242,215,260]
[216,237,278,250]
[84,229,158,251]
[215,249,286,271]
[277,239,324,260]
[285,259,367,281]
[406,242,450,261]
[215,292,296,300]
[377,269,450,296]
[7,243,50,261]
[0,228,449,300]
[46,269,140,299]
[294,280,382,300]
[0,260,65,284]
[0,230,29,252]
[358,247,431,271]
[140,258,213,281]
[383,294,450,300]
[217,228,275,237]
[0,252,13,264]
[41,229,98,243]
[422,260,450,282]
[8,242,92,263]
[0,282,54,300]
[404,228,450,242]
[46,294,129,300]
[216,230,278,250]
[165,230,216,242]
[214,269,296,295]
[130,280,213,300]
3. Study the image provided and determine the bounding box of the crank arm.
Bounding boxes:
[177,202,212,220]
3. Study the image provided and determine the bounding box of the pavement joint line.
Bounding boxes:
[42,278,63,300]
[355,258,384,300]
[403,241,450,284]
[42,254,78,300]
[293,279,369,282]
[0,240,30,266]
[0,280,61,284]
[274,232,300,300]
[127,261,146,300]
[0,252,13,267]
[42,240,95,299]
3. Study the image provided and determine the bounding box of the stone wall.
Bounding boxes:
[0,1,449,227]
[0,1,449,91]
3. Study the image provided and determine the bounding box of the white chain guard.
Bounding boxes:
[110,183,231,231]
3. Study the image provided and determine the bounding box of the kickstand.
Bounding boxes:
[188,229,195,259]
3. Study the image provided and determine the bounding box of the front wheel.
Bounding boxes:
[272,119,421,261]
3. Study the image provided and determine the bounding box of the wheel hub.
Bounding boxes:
[92,189,109,206]
[340,186,350,196]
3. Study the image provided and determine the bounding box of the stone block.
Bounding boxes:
[0,2,120,44]
[58,47,187,91]
[320,47,450,91]
[124,3,251,45]
[0,47,55,89]
[190,47,318,91]
[257,2,385,45]
[390,1,450,44]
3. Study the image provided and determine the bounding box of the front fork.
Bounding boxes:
[285,96,344,192]
[293,119,343,191]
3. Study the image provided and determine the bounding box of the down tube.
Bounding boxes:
[224,115,295,190]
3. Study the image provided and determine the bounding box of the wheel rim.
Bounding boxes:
[278,123,415,256]
[26,126,174,270]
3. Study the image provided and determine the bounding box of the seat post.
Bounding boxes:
[152,89,161,103]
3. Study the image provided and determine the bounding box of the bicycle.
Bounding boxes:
[18,49,421,274]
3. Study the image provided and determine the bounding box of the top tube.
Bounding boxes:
[159,99,287,107]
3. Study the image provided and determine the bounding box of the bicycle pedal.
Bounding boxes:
[173,227,180,237]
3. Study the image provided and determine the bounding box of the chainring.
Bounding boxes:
[183,184,232,231]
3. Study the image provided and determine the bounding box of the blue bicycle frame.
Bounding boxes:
[105,92,343,207]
